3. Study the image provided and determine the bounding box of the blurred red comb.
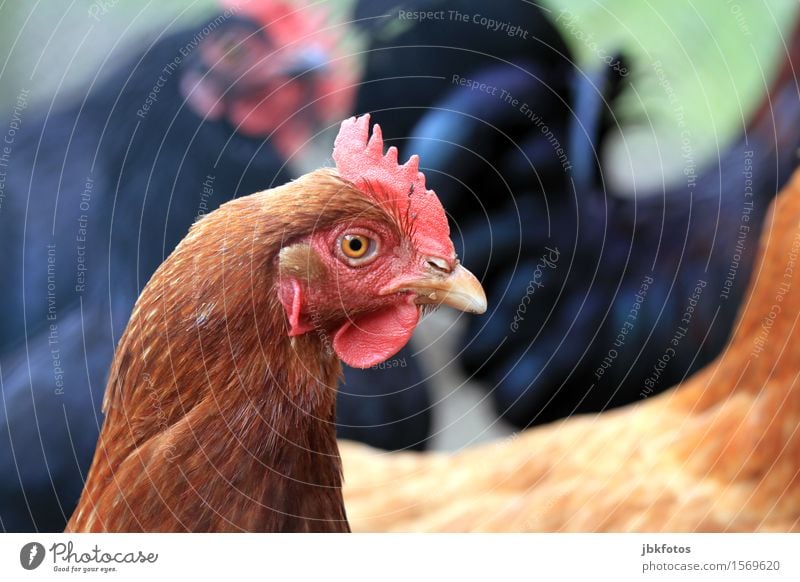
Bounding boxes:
[220,0,327,43]
[333,115,454,260]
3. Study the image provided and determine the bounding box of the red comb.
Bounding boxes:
[333,115,454,260]
[220,0,327,42]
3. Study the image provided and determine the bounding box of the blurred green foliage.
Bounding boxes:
[0,0,218,107]
[544,0,798,186]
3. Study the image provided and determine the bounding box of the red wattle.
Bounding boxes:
[332,298,420,369]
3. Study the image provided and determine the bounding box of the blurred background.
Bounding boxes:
[1,1,795,183]
[1,0,799,531]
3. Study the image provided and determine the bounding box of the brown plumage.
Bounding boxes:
[66,117,486,532]
[341,169,800,532]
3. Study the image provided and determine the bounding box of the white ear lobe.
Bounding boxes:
[277,277,315,337]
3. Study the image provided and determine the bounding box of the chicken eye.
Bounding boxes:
[226,42,245,62]
[342,234,369,258]
[339,234,377,264]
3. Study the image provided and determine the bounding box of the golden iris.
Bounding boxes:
[341,234,370,259]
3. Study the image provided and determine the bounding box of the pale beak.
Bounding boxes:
[282,46,329,77]
[386,259,487,315]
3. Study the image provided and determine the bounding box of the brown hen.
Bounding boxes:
[65,116,486,532]
[342,170,800,532]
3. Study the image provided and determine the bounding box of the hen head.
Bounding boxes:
[277,115,486,368]
[180,0,355,155]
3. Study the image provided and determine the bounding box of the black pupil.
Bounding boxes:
[349,238,363,252]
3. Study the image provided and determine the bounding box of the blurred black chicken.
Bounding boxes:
[351,1,800,432]
[342,0,577,444]
[406,17,800,428]
[351,0,572,141]
[0,0,390,532]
